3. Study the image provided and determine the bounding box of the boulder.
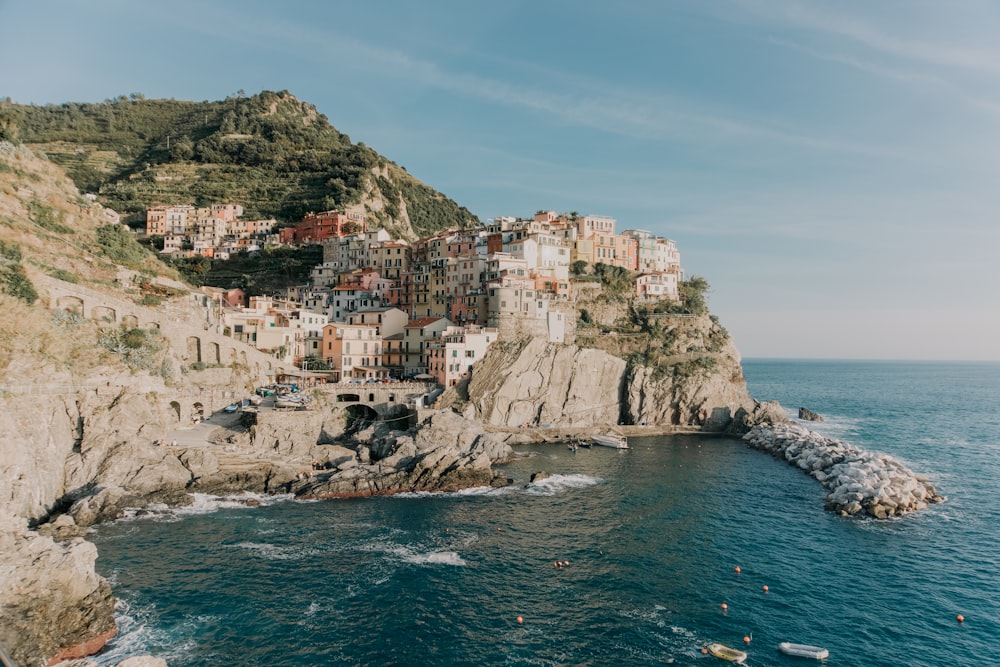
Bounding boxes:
[0,528,116,667]
[798,407,824,422]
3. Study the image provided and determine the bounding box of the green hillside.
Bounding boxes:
[0,91,477,237]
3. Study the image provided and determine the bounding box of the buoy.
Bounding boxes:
[497,527,502,532]
[517,616,523,624]
[721,603,728,610]
[743,635,751,644]
[554,561,559,568]
[957,614,964,623]
[735,566,741,573]
[564,559,570,564]
[701,647,708,654]
[762,585,768,592]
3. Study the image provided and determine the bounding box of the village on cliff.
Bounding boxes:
[142,204,685,388]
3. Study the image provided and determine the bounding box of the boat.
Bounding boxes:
[707,643,747,663]
[567,442,578,451]
[592,434,628,449]
[576,439,591,449]
[778,642,829,659]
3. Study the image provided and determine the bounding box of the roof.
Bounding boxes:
[406,317,447,328]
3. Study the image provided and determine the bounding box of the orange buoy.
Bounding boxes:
[564,559,570,565]
[701,647,708,654]
[957,614,965,623]
[554,561,559,568]
[517,616,524,624]
[735,566,741,573]
[721,603,728,610]
[497,527,502,532]
[743,635,751,644]
[762,585,769,592]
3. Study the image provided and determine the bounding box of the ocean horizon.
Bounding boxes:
[89,359,1000,666]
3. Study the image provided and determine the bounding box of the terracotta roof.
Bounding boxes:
[405,317,445,328]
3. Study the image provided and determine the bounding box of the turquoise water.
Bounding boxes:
[90,360,1000,666]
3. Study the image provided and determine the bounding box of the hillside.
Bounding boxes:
[0,90,478,238]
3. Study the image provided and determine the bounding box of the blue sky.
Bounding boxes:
[2,0,998,360]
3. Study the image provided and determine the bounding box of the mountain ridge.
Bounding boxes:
[0,90,477,239]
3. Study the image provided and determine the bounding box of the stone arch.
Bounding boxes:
[345,404,378,432]
[186,336,202,363]
[91,305,117,323]
[191,402,204,422]
[169,401,181,422]
[121,314,139,328]
[207,341,221,364]
[57,295,84,315]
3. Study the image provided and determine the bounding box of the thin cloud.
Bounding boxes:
[731,0,1000,74]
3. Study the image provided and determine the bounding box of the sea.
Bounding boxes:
[88,360,1000,666]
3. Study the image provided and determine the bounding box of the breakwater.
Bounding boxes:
[743,422,944,518]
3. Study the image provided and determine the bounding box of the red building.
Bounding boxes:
[279,210,365,244]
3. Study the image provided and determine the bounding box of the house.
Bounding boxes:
[402,317,452,376]
[426,324,499,387]
[322,323,385,382]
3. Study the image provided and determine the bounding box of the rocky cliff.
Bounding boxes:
[459,313,782,433]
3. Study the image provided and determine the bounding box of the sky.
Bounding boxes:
[2,0,999,360]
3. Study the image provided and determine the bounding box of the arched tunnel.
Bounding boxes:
[344,404,379,432]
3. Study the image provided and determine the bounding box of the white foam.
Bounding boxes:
[401,550,467,566]
[228,540,323,561]
[107,492,293,524]
[91,597,197,666]
[522,473,603,496]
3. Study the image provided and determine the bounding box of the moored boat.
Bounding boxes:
[707,643,747,663]
[778,642,829,659]
[592,434,628,449]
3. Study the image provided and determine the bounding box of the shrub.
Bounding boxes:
[0,240,38,303]
[95,224,155,270]
[27,201,73,234]
[97,326,164,371]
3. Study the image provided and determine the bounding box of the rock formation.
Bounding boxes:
[743,422,944,518]
[798,407,824,422]
[461,316,778,433]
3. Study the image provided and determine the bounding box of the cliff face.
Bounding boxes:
[464,315,774,432]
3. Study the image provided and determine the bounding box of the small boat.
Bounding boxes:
[778,642,829,659]
[592,434,628,449]
[707,643,747,663]
[567,442,578,451]
[576,439,591,449]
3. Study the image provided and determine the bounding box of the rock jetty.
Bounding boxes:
[743,422,944,518]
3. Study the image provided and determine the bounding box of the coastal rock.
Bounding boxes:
[0,527,116,667]
[743,423,944,518]
[463,329,769,433]
[293,410,513,498]
[798,407,824,422]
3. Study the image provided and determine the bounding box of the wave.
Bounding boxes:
[401,550,467,566]
[91,597,197,667]
[227,540,324,561]
[105,492,294,524]
[522,473,603,496]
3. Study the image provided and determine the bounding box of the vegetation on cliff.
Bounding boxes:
[573,271,737,384]
[170,243,324,294]
[1,91,478,236]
